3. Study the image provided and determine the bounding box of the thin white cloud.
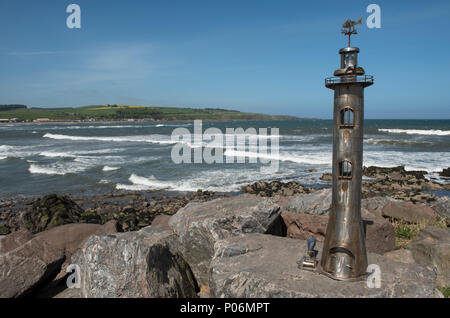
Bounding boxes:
[7,51,71,56]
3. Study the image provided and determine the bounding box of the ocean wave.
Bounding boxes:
[64,125,144,129]
[224,149,331,165]
[102,166,120,171]
[43,132,283,150]
[0,145,38,158]
[71,148,125,155]
[43,133,178,145]
[154,123,192,127]
[364,151,449,173]
[379,129,450,136]
[28,159,94,176]
[39,151,76,158]
[28,164,67,175]
[116,173,230,192]
[0,156,7,160]
[116,173,235,192]
[115,165,308,193]
[365,138,433,146]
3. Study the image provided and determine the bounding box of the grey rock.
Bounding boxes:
[362,209,396,254]
[0,235,65,298]
[150,214,172,230]
[36,221,118,263]
[430,197,450,224]
[361,196,396,216]
[286,189,332,215]
[0,229,34,253]
[287,191,398,219]
[168,194,282,286]
[210,234,440,298]
[72,227,198,298]
[384,249,415,264]
[382,201,437,223]
[407,226,450,287]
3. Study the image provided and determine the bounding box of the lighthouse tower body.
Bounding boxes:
[319,45,373,281]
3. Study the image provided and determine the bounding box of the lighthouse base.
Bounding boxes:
[316,265,369,282]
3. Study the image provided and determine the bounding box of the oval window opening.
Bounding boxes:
[340,107,354,128]
[339,160,352,179]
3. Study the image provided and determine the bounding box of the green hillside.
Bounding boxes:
[0,104,301,122]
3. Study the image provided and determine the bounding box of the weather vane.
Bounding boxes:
[341,16,362,47]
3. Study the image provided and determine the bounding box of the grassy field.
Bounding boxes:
[0,105,300,122]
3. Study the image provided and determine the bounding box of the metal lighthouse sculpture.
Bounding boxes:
[299,17,374,281]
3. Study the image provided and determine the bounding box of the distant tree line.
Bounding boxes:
[0,105,27,111]
[205,108,239,112]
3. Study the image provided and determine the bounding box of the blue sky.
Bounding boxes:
[0,0,449,119]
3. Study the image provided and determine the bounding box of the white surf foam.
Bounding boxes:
[39,151,76,158]
[364,151,449,173]
[28,157,96,175]
[224,149,331,165]
[115,164,303,193]
[116,174,214,192]
[154,123,192,127]
[365,138,433,146]
[379,129,450,136]
[0,145,38,158]
[0,156,6,160]
[102,166,120,171]
[65,125,144,129]
[43,133,178,145]
[29,164,67,175]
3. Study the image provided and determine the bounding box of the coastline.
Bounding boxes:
[1,166,448,236]
[0,117,309,127]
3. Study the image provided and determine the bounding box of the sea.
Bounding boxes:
[0,119,449,198]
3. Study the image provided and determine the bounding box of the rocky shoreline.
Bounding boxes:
[0,165,449,298]
[1,165,449,236]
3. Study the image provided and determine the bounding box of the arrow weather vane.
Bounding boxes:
[341,16,363,47]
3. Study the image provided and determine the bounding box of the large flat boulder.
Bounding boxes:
[361,196,396,217]
[382,201,437,223]
[168,194,282,286]
[362,210,396,254]
[0,232,65,298]
[36,221,118,263]
[407,226,450,287]
[210,234,440,298]
[281,212,328,241]
[0,229,34,253]
[383,249,416,264]
[150,214,172,230]
[72,227,198,298]
[286,189,331,215]
[286,190,395,218]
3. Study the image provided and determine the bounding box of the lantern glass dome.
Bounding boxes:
[339,47,359,69]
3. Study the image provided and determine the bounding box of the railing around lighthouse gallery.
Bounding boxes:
[325,75,374,87]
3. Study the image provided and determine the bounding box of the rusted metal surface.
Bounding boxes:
[318,23,374,281]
